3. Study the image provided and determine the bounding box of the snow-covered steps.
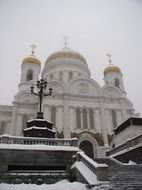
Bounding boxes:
[94,157,142,189]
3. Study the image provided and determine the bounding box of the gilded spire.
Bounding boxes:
[31,44,37,55]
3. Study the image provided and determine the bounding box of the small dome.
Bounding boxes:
[104,65,121,75]
[45,47,87,65]
[22,55,41,65]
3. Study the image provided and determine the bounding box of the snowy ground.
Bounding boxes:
[0,180,88,190]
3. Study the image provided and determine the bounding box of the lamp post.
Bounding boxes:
[30,78,52,119]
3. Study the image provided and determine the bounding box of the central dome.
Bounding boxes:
[45,47,87,65]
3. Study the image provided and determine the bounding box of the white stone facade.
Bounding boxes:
[0,47,138,158]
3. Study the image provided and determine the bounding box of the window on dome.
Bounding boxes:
[0,122,7,135]
[26,70,33,81]
[115,78,120,88]
[59,71,63,81]
[50,73,53,80]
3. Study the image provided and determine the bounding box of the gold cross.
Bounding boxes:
[63,36,68,48]
[106,53,112,65]
[31,44,37,55]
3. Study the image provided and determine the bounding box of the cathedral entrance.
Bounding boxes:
[79,140,94,159]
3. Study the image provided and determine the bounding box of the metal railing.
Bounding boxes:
[0,134,78,147]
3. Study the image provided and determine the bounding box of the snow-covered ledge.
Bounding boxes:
[0,134,78,147]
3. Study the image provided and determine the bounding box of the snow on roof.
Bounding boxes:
[0,180,88,190]
[24,126,56,133]
[27,118,53,123]
[0,144,79,152]
[72,161,98,185]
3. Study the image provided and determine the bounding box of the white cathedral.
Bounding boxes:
[0,44,138,158]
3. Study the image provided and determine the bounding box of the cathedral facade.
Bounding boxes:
[0,45,138,158]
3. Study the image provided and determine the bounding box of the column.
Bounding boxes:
[69,107,75,133]
[87,109,90,129]
[10,106,17,136]
[105,110,112,133]
[100,99,109,146]
[63,95,70,138]
[56,106,63,133]
[94,109,101,133]
[116,110,123,126]
[6,121,11,135]
[73,108,76,130]
[80,109,83,129]
[93,109,96,131]
[16,114,23,136]
[44,106,51,121]
[120,98,127,122]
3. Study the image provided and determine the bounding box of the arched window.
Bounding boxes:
[51,107,56,127]
[76,108,81,129]
[0,122,6,135]
[115,78,120,88]
[83,109,87,129]
[26,70,33,81]
[89,110,95,129]
[112,110,117,128]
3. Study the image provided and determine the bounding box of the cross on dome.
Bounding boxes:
[63,36,68,48]
[106,53,112,65]
[31,44,37,55]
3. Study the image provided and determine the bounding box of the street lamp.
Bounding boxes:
[30,78,52,119]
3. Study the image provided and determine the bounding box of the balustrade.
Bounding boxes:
[0,134,78,147]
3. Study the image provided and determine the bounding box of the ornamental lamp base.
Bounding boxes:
[36,112,44,119]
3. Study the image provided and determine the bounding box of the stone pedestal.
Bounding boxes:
[23,115,56,138]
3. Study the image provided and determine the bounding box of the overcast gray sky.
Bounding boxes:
[0,0,142,114]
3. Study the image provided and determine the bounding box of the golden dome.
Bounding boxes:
[22,55,41,65]
[45,47,87,65]
[104,65,121,75]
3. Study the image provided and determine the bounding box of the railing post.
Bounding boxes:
[71,138,78,147]
[1,135,10,144]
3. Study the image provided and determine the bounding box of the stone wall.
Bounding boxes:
[0,148,77,173]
